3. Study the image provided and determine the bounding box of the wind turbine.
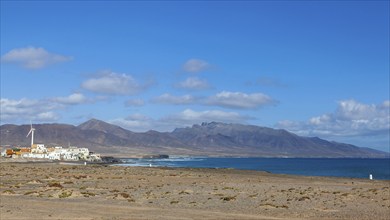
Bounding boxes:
[26,122,35,148]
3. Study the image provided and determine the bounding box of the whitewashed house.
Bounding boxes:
[31,144,47,154]
[1,150,6,157]
[3,143,101,162]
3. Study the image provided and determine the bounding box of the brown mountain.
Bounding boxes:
[0,119,387,158]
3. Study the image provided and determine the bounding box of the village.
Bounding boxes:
[1,123,101,162]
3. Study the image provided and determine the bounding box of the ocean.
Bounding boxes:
[117,157,390,180]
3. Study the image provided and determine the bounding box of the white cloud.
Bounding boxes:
[36,112,59,121]
[175,77,211,90]
[206,91,276,109]
[182,59,210,73]
[335,100,382,121]
[110,114,153,132]
[1,94,92,123]
[277,100,390,137]
[52,93,88,105]
[81,71,146,95]
[0,98,59,123]
[152,91,276,109]
[152,93,197,105]
[1,46,72,69]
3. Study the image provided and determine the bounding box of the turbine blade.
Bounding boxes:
[26,129,32,137]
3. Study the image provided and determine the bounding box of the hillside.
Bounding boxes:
[0,119,387,158]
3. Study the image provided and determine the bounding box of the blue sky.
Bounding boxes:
[1,1,389,152]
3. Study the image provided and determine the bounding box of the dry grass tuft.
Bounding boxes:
[48,182,63,188]
[221,196,236,201]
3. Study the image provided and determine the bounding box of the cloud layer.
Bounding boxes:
[1,46,72,69]
[152,93,197,105]
[125,99,145,107]
[163,109,252,125]
[206,91,276,109]
[81,71,147,95]
[52,93,88,105]
[1,98,60,122]
[0,94,90,123]
[175,77,210,90]
[110,109,252,132]
[150,91,277,110]
[182,59,210,73]
[277,100,390,137]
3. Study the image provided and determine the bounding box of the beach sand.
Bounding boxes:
[0,161,389,219]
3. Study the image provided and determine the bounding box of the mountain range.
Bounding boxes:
[0,119,387,158]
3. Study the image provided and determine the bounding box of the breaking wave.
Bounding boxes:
[117,157,205,167]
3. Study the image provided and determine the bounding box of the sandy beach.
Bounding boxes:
[1,161,389,220]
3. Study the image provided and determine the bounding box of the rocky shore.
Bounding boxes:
[1,161,389,219]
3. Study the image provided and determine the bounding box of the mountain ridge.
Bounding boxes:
[0,119,387,158]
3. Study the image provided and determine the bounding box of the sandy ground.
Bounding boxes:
[0,161,389,220]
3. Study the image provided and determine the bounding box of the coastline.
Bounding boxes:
[2,156,389,180]
[1,161,389,219]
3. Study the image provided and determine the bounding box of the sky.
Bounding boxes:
[0,1,389,152]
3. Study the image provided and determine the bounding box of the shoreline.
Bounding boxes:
[1,162,389,219]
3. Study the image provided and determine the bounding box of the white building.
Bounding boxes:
[21,152,48,159]
[11,144,101,162]
[1,150,6,157]
[31,144,47,154]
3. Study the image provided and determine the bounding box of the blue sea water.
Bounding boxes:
[118,157,390,180]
